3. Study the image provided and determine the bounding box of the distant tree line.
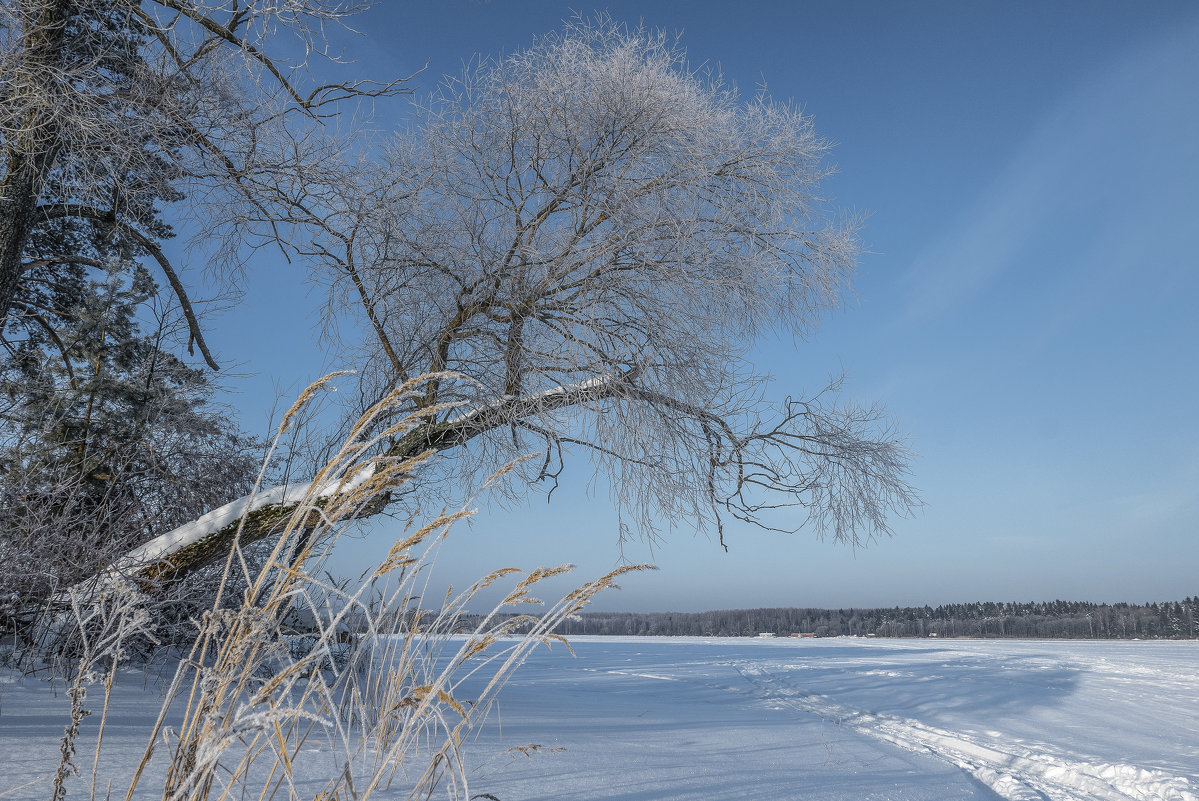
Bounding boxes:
[467,597,1199,639]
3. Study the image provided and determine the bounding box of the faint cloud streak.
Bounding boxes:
[902,20,1199,324]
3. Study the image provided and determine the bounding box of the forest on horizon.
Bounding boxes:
[470,596,1199,639]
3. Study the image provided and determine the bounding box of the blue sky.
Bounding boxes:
[202,2,1199,611]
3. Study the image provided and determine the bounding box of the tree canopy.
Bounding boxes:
[319,18,916,547]
[1,9,916,593]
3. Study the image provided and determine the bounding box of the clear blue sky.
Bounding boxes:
[202,1,1199,611]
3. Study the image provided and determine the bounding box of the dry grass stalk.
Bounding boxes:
[29,374,648,801]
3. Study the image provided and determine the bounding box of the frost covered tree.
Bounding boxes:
[0,0,417,623]
[105,17,917,588]
[0,0,407,603]
[0,0,409,366]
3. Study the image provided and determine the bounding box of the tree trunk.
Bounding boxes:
[0,0,72,325]
[93,370,640,590]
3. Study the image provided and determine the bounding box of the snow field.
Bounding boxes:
[1,637,1196,800]
[455,638,1199,800]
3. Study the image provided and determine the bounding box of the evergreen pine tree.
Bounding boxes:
[0,6,265,630]
[0,261,260,625]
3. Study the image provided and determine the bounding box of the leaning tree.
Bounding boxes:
[100,17,917,589]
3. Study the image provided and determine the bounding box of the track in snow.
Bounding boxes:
[731,660,1198,801]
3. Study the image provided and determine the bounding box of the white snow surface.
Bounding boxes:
[2,637,1196,800]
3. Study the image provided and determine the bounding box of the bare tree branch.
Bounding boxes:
[39,204,219,369]
[0,0,413,358]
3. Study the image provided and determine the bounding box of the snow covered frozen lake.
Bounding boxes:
[2,636,1197,800]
